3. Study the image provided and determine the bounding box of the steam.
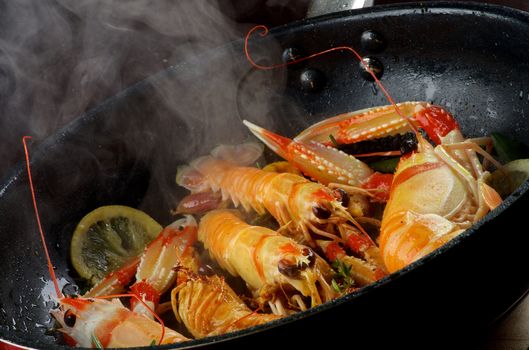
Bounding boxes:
[0,0,294,181]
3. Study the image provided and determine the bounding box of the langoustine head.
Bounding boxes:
[52,296,188,347]
[285,179,355,244]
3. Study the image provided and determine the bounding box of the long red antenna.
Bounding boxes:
[244,25,420,136]
[23,136,63,299]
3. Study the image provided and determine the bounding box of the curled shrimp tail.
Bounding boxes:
[172,273,281,338]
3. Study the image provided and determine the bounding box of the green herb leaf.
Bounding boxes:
[331,259,354,292]
[329,134,339,147]
[150,339,157,346]
[368,157,400,174]
[331,279,342,293]
[91,333,103,349]
[491,132,529,164]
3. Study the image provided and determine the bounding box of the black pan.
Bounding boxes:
[1,2,529,349]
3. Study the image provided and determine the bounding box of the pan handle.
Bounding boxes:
[307,0,374,18]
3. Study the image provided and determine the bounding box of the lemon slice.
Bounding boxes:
[70,205,163,285]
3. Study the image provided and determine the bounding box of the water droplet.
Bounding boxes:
[361,30,386,53]
[282,47,303,63]
[519,90,524,99]
[61,283,79,297]
[371,83,378,95]
[359,56,384,81]
[300,68,326,92]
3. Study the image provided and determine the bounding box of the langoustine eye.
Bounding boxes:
[278,248,316,278]
[278,259,301,278]
[312,205,331,219]
[64,309,77,328]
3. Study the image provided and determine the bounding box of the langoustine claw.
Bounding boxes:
[243,120,373,187]
[84,215,199,320]
[380,104,503,272]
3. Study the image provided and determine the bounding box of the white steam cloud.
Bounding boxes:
[0,0,306,180]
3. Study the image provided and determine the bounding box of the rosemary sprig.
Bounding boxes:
[331,259,354,293]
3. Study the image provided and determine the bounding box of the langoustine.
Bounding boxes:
[378,104,502,272]
[176,143,352,246]
[22,136,189,348]
[292,102,503,272]
[175,142,387,282]
[295,102,503,273]
[197,209,336,313]
[50,217,198,347]
[170,229,282,338]
[52,297,188,347]
[244,25,504,273]
[83,215,199,323]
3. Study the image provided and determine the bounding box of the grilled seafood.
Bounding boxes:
[287,96,504,273]
[258,93,505,275]
[378,104,502,272]
[22,136,189,348]
[172,273,281,338]
[244,120,373,187]
[176,142,358,247]
[167,218,282,337]
[295,102,428,145]
[55,216,199,346]
[297,103,503,272]
[52,297,188,347]
[169,217,282,337]
[23,23,522,348]
[84,216,198,319]
[197,209,336,313]
[129,215,198,316]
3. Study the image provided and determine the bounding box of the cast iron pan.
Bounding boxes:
[1,2,529,349]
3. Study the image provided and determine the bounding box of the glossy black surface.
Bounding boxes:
[1,2,529,349]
